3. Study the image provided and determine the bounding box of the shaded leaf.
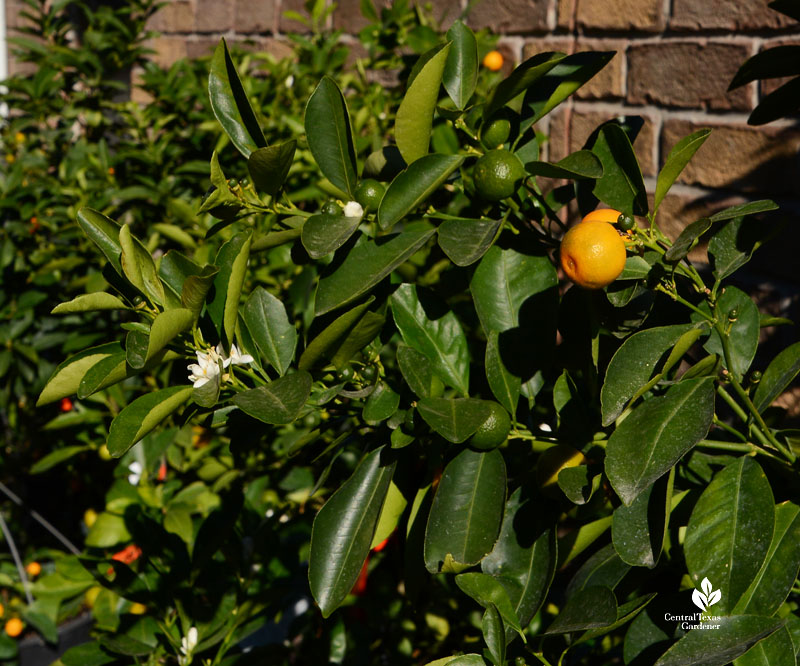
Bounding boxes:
[545,586,617,634]
[243,287,297,375]
[753,341,800,413]
[231,371,312,424]
[247,141,296,196]
[437,217,501,267]
[525,150,603,180]
[301,213,362,259]
[416,397,493,443]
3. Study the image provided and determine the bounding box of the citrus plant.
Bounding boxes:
[30,14,800,666]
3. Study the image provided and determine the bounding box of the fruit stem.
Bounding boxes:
[654,283,713,322]
[712,415,748,442]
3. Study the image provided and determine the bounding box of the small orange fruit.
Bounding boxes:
[5,618,24,638]
[560,213,627,289]
[482,50,504,72]
[25,562,41,577]
[0,602,4,618]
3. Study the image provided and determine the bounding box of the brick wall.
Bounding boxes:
[5,0,800,274]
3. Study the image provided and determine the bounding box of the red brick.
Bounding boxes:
[549,108,658,177]
[627,43,753,111]
[235,0,276,33]
[524,38,625,101]
[670,0,794,31]
[147,1,194,33]
[559,0,664,32]
[468,0,549,34]
[6,0,35,30]
[195,0,233,33]
[185,37,218,60]
[280,0,312,33]
[661,119,800,195]
[147,35,189,68]
[232,36,295,60]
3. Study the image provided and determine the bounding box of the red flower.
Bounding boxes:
[107,544,142,574]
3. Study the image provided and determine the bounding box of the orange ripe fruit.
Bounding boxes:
[560,213,627,289]
[482,50,504,71]
[25,561,41,577]
[5,618,24,638]
[581,208,623,225]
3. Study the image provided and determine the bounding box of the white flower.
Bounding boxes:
[285,74,295,88]
[178,626,198,664]
[343,201,364,218]
[187,349,221,388]
[214,343,254,368]
[127,461,143,486]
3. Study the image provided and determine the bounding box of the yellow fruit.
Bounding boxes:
[559,217,627,289]
[483,50,504,71]
[5,618,24,638]
[84,508,98,529]
[129,602,147,615]
[84,586,102,609]
[536,444,586,497]
[25,561,41,577]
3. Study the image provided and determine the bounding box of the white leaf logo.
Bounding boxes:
[692,577,721,611]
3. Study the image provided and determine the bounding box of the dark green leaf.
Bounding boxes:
[655,130,711,216]
[305,76,358,197]
[182,265,218,319]
[61,642,115,666]
[397,344,441,398]
[424,449,506,572]
[482,604,506,666]
[99,634,153,657]
[301,213,362,259]
[685,458,774,614]
[396,44,451,164]
[768,0,800,21]
[391,283,470,395]
[126,309,194,370]
[243,287,297,375]
[606,377,715,505]
[309,447,396,616]
[612,474,671,568]
[456,572,522,635]
[330,312,385,369]
[654,615,783,666]
[558,465,599,505]
[665,218,712,262]
[709,217,766,281]
[417,397,493,443]
[485,51,566,120]
[735,626,796,666]
[299,299,374,371]
[316,226,435,315]
[231,371,312,424]
[591,123,648,217]
[700,286,759,380]
[378,154,464,231]
[545,586,617,634]
[485,331,521,415]
[443,22,477,110]
[437,217,501,267]
[753,341,800,412]
[709,200,779,223]
[207,232,251,349]
[363,381,400,425]
[247,141,296,196]
[525,150,603,180]
[567,543,631,595]
[209,38,266,158]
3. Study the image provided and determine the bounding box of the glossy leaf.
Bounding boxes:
[247,141,296,196]
[612,474,671,568]
[416,397,493,443]
[606,377,715,506]
[316,226,435,315]
[305,76,358,197]
[424,449,506,572]
[482,488,557,639]
[601,323,697,425]
[299,299,374,371]
[107,386,193,458]
[685,457,774,615]
[207,232,251,349]
[363,381,400,425]
[243,287,297,375]
[701,286,759,380]
[443,21,477,110]
[301,213,362,259]
[482,604,505,666]
[654,616,783,666]
[524,150,603,180]
[753,341,800,413]
[51,292,128,314]
[395,44,451,164]
[209,38,266,158]
[78,349,178,399]
[654,130,711,216]
[567,543,631,595]
[397,344,440,398]
[391,283,470,395]
[456,572,523,635]
[579,593,657,645]
[77,207,125,274]
[126,309,194,370]
[735,626,796,666]
[309,447,396,616]
[545,586,617,634]
[664,218,712,263]
[709,217,764,281]
[330,312,385,370]
[231,371,312,424]
[484,51,566,120]
[591,123,648,217]
[378,154,464,231]
[485,331,521,415]
[371,481,407,549]
[709,200,778,223]
[437,217,501,267]
[181,265,218,319]
[37,342,122,406]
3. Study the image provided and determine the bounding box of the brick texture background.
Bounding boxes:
[5,0,800,279]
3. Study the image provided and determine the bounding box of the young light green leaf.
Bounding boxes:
[484,51,566,120]
[753,341,800,413]
[231,371,312,424]
[51,293,128,314]
[685,457,775,615]
[315,226,435,315]
[443,22,477,110]
[37,343,122,406]
[209,38,267,158]
[243,287,297,376]
[378,154,464,231]
[424,449,506,572]
[606,377,715,506]
[107,386,193,457]
[395,43,452,164]
[119,224,165,305]
[309,447,396,617]
[391,283,470,396]
[437,217,501,267]
[654,129,711,216]
[126,309,194,370]
[305,76,358,197]
[247,141,296,196]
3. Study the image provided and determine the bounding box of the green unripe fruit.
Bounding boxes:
[473,149,525,202]
[354,179,386,212]
[616,213,636,231]
[337,365,354,382]
[481,110,514,149]
[321,201,342,216]
[361,365,378,381]
[469,402,511,450]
